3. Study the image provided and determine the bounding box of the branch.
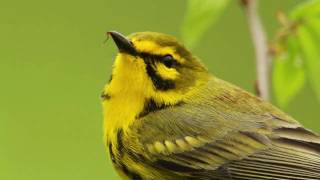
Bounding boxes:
[241,0,270,100]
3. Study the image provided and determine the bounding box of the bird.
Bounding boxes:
[101,31,320,180]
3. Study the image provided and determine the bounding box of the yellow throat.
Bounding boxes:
[101,31,209,145]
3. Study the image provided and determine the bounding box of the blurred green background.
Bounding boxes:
[1,0,319,179]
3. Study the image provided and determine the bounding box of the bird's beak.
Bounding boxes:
[107,31,137,56]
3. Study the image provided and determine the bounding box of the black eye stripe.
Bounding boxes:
[138,52,180,66]
[137,52,179,90]
[139,52,164,61]
[146,63,175,91]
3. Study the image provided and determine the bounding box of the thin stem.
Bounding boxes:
[242,0,270,100]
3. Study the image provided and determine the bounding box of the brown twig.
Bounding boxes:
[241,0,270,100]
[269,11,301,56]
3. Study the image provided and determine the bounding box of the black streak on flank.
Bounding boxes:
[101,92,111,101]
[138,98,184,118]
[116,129,124,156]
[101,75,112,101]
[108,74,113,83]
[145,61,175,91]
[111,130,143,180]
[120,163,143,180]
[127,150,147,163]
[108,143,116,164]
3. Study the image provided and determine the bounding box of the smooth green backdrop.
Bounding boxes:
[1,0,319,179]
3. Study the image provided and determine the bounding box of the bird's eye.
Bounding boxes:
[162,55,175,68]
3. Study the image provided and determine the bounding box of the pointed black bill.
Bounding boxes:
[107,31,137,55]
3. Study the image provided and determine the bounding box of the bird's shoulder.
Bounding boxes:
[132,77,299,145]
[126,77,320,179]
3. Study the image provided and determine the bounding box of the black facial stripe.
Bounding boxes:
[139,52,180,66]
[145,62,175,91]
[137,98,184,118]
[140,53,176,91]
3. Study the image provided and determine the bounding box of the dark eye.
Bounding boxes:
[162,55,175,68]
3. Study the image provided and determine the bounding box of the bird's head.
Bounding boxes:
[104,31,210,105]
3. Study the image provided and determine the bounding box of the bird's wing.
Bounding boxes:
[131,79,320,179]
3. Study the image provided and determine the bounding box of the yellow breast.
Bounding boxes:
[102,53,153,144]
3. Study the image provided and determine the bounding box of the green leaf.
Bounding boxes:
[305,16,320,35]
[297,25,320,100]
[181,0,230,48]
[290,0,320,19]
[273,36,305,107]
[272,0,320,104]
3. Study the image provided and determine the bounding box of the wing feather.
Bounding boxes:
[130,78,320,179]
[228,145,320,179]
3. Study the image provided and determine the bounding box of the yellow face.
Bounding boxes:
[104,32,209,104]
[102,32,210,143]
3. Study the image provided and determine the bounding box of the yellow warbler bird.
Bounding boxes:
[101,31,320,180]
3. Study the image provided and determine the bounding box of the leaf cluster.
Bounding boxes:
[181,0,320,107]
[273,0,320,106]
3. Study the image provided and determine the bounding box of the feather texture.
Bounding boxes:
[120,78,320,180]
[103,32,320,180]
